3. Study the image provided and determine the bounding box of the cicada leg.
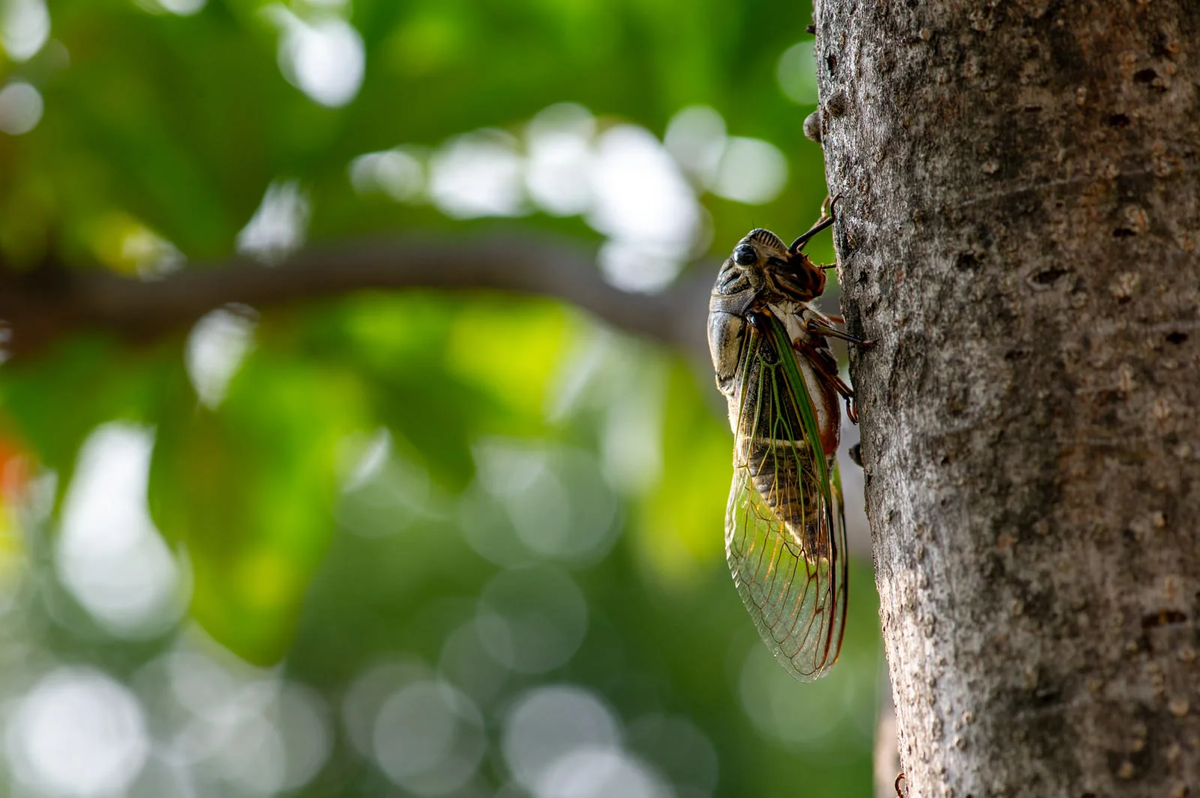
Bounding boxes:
[792,337,860,424]
[789,194,843,254]
[829,373,858,418]
[823,369,859,424]
[842,388,860,424]
[806,318,874,347]
[820,193,841,220]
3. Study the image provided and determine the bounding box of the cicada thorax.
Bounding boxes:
[759,302,843,456]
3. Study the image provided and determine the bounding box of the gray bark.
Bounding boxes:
[813,1,1200,796]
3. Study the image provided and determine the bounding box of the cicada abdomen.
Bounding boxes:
[733,323,832,556]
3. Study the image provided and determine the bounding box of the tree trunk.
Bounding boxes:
[812,2,1200,795]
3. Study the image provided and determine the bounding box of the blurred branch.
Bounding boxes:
[0,233,714,362]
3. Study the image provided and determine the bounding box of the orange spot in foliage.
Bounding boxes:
[0,431,32,501]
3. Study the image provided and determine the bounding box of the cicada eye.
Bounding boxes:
[733,245,757,266]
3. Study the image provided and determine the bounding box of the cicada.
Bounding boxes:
[707,202,861,681]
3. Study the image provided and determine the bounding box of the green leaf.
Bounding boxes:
[638,357,729,587]
[0,337,173,507]
[148,349,369,665]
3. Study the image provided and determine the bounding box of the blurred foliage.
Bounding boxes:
[0,0,880,797]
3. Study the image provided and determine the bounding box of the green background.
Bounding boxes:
[0,1,882,796]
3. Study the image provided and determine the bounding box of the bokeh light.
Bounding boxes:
[267,5,365,108]
[710,137,789,205]
[337,429,433,537]
[777,41,820,105]
[463,439,618,566]
[0,81,43,135]
[185,307,257,410]
[137,0,207,16]
[7,668,149,798]
[626,714,719,798]
[589,124,701,293]
[349,147,427,202]
[342,659,432,759]
[344,99,794,293]
[236,181,311,263]
[57,424,185,637]
[536,747,671,798]
[372,678,486,795]
[502,685,622,791]
[0,0,48,61]
[524,103,596,217]
[738,639,878,752]
[429,129,528,218]
[477,566,588,674]
[438,619,512,707]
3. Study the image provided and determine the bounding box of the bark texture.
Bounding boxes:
[813,1,1200,795]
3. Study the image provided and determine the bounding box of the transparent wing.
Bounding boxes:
[724,314,848,681]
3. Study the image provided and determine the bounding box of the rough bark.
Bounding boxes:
[813,1,1200,796]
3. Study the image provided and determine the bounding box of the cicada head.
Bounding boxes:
[710,230,772,315]
[711,228,826,313]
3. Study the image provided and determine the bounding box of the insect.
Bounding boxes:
[707,199,864,681]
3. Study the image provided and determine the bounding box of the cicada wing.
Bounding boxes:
[725,449,847,681]
[724,315,848,681]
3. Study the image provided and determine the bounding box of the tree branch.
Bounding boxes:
[0,232,714,363]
